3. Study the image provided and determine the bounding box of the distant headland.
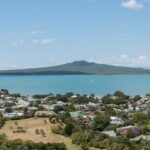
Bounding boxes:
[0,60,150,75]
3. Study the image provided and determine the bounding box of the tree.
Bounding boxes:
[141,125,150,135]
[71,130,108,146]
[64,123,74,136]
[65,92,74,98]
[81,144,89,150]
[23,107,28,116]
[1,89,9,95]
[59,112,72,124]
[0,117,5,128]
[133,112,147,125]
[54,105,64,113]
[113,91,125,97]
[133,95,141,101]
[10,93,21,98]
[94,113,110,130]
[5,107,13,113]
[111,143,125,150]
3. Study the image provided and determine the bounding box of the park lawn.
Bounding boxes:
[0,118,81,150]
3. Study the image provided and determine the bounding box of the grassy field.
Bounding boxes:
[0,118,81,150]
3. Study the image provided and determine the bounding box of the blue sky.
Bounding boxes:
[0,0,150,69]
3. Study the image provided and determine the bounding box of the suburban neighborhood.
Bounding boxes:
[0,89,150,149]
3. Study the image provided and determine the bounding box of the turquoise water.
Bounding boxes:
[0,75,150,95]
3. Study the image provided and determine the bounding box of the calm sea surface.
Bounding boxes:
[0,75,150,96]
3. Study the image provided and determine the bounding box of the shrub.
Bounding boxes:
[35,129,40,134]
[81,144,89,150]
[64,123,74,136]
[52,125,64,135]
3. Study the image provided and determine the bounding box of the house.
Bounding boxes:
[16,100,30,108]
[110,116,124,125]
[71,95,78,98]
[70,111,84,119]
[74,104,87,110]
[42,104,55,111]
[135,106,140,111]
[102,130,117,138]
[131,135,150,141]
[4,96,14,101]
[117,126,141,137]
[139,104,149,111]
[87,102,97,110]
[27,107,38,111]
[27,96,35,102]
[35,111,56,117]
[83,114,95,121]
[56,101,66,106]
[0,109,5,113]
[0,100,4,108]
[3,112,24,118]
[128,104,134,111]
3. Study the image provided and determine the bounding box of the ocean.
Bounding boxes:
[0,75,150,96]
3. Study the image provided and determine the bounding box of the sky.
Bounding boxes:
[0,0,150,70]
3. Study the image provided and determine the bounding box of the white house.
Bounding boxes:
[35,111,56,117]
[3,112,23,118]
[110,116,124,125]
[102,130,117,138]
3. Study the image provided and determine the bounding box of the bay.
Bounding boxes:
[0,75,150,96]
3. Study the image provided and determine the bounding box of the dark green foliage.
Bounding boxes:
[64,92,74,98]
[33,94,48,99]
[52,125,64,135]
[113,91,125,97]
[132,112,148,125]
[58,112,73,124]
[81,144,89,150]
[102,93,128,105]
[72,96,89,104]
[10,93,21,98]
[55,94,68,102]
[71,130,108,146]
[64,123,74,136]
[133,95,142,101]
[54,105,64,113]
[0,137,67,150]
[94,113,110,130]
[4,102,15,107]
[5,107,13,113]
[0,89,9,95]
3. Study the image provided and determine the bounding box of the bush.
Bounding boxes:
[71,130,108,146]
[0,138,67,150]
[81,144,89,150]
[52,125,64,135]
[35,129,40,134]
[5,107,13,113]
[0,117,5,128]
[94,113,110,130]
[64,123,74,136]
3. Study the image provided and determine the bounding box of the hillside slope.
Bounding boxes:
[0,60,150,75]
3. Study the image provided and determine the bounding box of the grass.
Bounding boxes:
[0,118,81,150]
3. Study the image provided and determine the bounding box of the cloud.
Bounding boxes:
[10,39,24,46]
[118,46,136,51]
[0,63,21,70]
[82,0,97,3]
[122,0,144,10]
[33,38,55,46]
[31,30,46,35]
[112,54,148,67]
[118,54,129,61]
